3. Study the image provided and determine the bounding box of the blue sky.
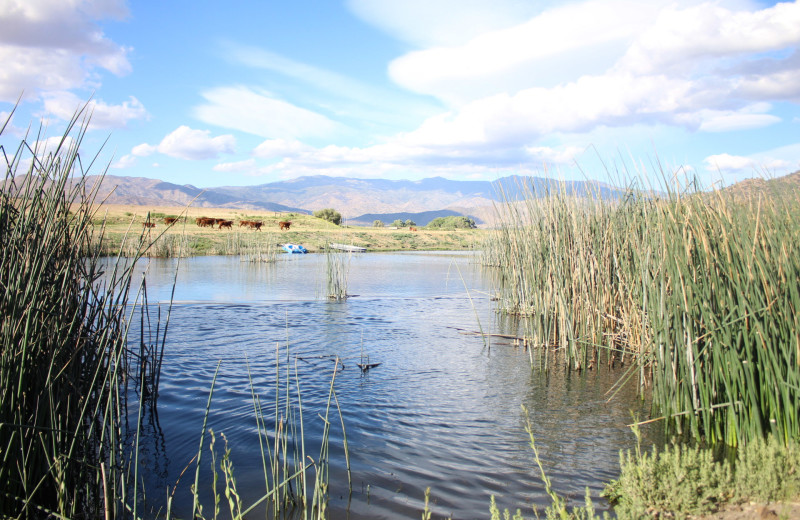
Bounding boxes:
[2,0,799,188]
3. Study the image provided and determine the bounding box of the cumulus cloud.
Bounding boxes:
[389,0,661,104]
[134,126,236,161]
[41,91,148,129]
[112,154,137,169]
[704,153,790,174]
[193,86,341,140]
[377,0,798,159]
[704,153,757,173]
[616,2,800,76]
[132,143,157,157]
[0,0,131,101]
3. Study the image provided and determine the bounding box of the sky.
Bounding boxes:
[1,0,800,189]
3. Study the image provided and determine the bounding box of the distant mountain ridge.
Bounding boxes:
[75,173,630,227]
[10,171,794,228]
[349,209,483,227]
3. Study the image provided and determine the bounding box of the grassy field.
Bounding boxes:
[90,203,486,256]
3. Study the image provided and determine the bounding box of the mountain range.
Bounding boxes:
[84,174,626,226]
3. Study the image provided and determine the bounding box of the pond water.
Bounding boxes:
[124,252,657,519]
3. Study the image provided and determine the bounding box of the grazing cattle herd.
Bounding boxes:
[142,217,292,230]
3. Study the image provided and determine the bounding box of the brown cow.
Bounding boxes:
[248,221,263,231]
[239,220,252,227]
[218,220,233,229]
[142,222,156,228]
[164,217,179,225]
[409,226,417,231]
[279,221,291,230]
[196,217,214,227]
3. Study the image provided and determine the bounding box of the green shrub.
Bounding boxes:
[373,219,384,227]
[605,435,800,518]
[314,208,342,225]
[427,216,477,229]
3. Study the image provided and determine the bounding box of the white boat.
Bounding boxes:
[329,243,366,252]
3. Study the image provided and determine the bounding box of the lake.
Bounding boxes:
[124,251,657,519]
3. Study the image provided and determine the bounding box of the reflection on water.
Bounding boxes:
[124,252,658,519]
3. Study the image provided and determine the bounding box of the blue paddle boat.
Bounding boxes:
[282,243,308,254]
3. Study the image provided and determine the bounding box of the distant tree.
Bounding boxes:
[373,220,385,228]
[314,208,342,225]
[426,216,477,229]
[392,219,404,228]
[404,219,416,227]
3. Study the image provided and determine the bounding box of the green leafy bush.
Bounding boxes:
[427,216,477,229]
[313,208,342,225]
[605,435,800,518]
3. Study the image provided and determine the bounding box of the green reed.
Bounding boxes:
[187,348,348,520]
[240,232,280,263]
[0,108,162,517]
[483,174,800,446]
[324,245,350,300]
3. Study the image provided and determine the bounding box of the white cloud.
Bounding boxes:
[524,146,585,165]
[704,153,756,172]
[372,0,800,162]
[132,143,157,157]
[222,42,442,133]
[41,91,148,129]
[0,0,131,101]
[135,126,236,161]
[112,154,137,169]
[193,86,341,139]
[704,153,791,174]
[388,0,661,104]
[34,135,77,156]
[213,158,256,173]
[696,112,780,133]
[347,0,544,47]
[253,139,315,159]
[616,2,800,76]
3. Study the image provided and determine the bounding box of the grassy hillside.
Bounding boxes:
[90,203,486,256]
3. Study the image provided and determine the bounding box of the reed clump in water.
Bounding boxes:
[483,173,800,447]
[0,109,162,517]
[240,232,280,263]
[324,245,350,300]
[186,349,349,520]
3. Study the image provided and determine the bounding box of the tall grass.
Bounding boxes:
[483,173,800,446]
[0,108,161,516]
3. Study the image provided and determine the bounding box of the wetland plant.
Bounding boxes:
[187,350,348,520]
[324,245,350,300]
[483,173,800,447]
[0,108,164,517]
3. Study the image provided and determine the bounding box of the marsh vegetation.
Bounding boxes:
[5,104,798,519]
[482,173,800,517]
[1,112,343,519]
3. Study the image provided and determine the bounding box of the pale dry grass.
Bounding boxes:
[89,203,487,254]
